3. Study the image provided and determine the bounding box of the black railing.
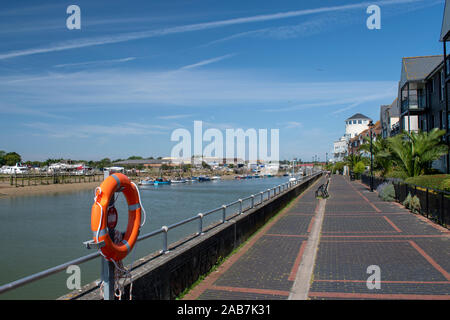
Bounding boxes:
[360,173,449,228]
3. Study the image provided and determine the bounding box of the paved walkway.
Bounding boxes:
[183,175,450,300]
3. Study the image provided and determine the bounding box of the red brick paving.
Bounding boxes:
[182,175,450,300]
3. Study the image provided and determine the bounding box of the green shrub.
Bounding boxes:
[402,192,421,214]
[376,182,395,202]
[439,179,450,192]
[405,174,450,190]
[384,168,408,180]
[353,161,366,174]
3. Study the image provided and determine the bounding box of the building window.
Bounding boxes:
[358,120,362,124]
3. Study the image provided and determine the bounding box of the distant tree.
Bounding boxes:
[97,158,112,169]
[4,152,21,166]
[0,150,5,166]
[359,135,393,177]
[333,162,345,174]
[127,156,143,160]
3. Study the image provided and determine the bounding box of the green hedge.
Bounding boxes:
[404,174,450,191]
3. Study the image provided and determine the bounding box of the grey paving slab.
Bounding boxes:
[213,235,301,291]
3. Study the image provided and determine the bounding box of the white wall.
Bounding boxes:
[345,119,370,138]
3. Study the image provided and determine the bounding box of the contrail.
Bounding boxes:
[0,0,428,60]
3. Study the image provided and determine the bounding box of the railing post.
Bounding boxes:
[260,192,264,204]
[198,213,204,235]
[100,258,115,300]
[161,226,168,253]
[251,195,254,208]
[222,205,227,223]
[239,199,243,214]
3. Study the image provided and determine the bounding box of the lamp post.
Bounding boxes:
[368,120,375,192]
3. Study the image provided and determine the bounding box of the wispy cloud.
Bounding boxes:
[157,114,194,120]
[179,54,236,70]
[23,121,169,139]
[0,0,428,60]
[203,0,442,46]
[202,15,334,46]
[0,70,398,111]
[53,57,136,68]
[0,104,68,119]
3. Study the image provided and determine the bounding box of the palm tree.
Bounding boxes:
[388,128,448,177]
[344,153,366,171]
[359,135,393,177]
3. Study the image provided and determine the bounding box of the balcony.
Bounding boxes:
[400,94,427,114]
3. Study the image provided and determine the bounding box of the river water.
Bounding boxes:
[0,176,292,299]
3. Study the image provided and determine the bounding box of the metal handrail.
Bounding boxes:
[0,171,321,296]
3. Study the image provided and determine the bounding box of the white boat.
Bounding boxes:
[139,179,154,185]
[170,178,186,183]
[1,163,29,174]
[211,176,221,180]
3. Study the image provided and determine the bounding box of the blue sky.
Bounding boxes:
[0,0,446,162]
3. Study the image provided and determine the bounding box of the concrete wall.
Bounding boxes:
[59,173,323,300]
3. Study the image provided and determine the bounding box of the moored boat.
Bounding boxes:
[154,178,171,185]
[170,178,186,183]
[139,178,154,185]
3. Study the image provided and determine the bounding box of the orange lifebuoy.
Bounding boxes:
[91,173,142,262]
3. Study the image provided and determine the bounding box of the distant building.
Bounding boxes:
[333,136,348,162]
[380,98,400,138]
[333,113,372,162]
[348,121,382,156]
[113,159,173,168]
[344,113,372,139]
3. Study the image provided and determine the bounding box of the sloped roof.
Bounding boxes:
[346,113,371,121]
[441,0,450,41]
[389,98,400,117]
[400,56,443,88]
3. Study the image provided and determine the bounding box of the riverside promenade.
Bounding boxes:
[183,174,450,300]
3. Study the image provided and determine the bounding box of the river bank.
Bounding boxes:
[0,174,247,198]
[0,181,100,198]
